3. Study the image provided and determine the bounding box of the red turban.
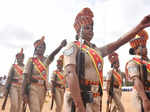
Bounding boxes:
[74,8,94,32]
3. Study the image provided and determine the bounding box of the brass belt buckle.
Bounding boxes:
[91,85,99,93]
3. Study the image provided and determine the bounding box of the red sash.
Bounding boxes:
[14,64,23,75]
[74,41,103,88]
[133,57,150,72]
[112,70,122,87]
[53,70,64,80]
[32,58,47,80]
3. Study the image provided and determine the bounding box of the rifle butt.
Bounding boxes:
[1,94,8,110]
[50,97,54,110]
[71,101,75,112]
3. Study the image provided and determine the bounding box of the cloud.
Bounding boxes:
[0,24,34,48]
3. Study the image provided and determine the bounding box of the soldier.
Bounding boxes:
[106,52,125,112]
[4,48,24,112]
[63,7,150,112]
[50,55,65,112]
[22,36,66,112]
[126,30,150,112]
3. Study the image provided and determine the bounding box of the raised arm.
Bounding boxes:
[99,15,150,57]
[46,39,67,65]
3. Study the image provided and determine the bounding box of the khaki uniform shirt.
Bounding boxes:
[63,42,107,82]
[106,69,124,88]
[6,64,24,86]
[9,64,24,79]
[51,70,65,86]
[126,55,150,82]
[24,56,51,81]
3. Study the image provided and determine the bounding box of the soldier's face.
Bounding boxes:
[136,46,147,57]
[81,24,94,42]
[57,61,63,70]
[35,44,45,56]
[17,57,24,64]
[113,60,120,69]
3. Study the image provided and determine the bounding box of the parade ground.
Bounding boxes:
[0,91,135,112]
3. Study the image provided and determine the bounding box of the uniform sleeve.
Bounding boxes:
[5,65,14,88]
[63,42,78,68]
[127,61,139,79]
[45,56,53,66]
[97,45,109,57]
[23,57,33,74]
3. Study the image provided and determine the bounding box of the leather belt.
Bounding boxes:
[80,79,99,86]
[12,79,23,84]
[31,78,45,85]
[114,84,119,88]
[53,82,65,89]
[93,93,100,97]
[32,75,43,80]
[145,87,150,91]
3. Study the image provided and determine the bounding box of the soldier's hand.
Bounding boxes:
[75,100,86,112]
[3,92,7,97]
[23,94,29,104]
[139,15,150,29]
[77,103,86,112]
[143,98,150,111]
[61,39,67,47]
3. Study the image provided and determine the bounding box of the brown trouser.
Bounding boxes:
[28,83,46,112]
[110,88,125,112]
[52,87,64,112]
[9,84,23,112]
[64,91,102,112]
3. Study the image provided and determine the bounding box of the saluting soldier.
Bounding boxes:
[50,55,65,112]
[126,30,150,112]
[22,36,67,112]
[5,48,24,112]
[106,52,125,112]
[63,7,150,112]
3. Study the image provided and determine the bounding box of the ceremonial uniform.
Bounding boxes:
[106,69,125,112]
[51,70,65,112]
[64,41,105,112]
[106,52,125,112]
[63,7,150,112]
[5,48,24,112]
[22,36,66,112]
[24,56,50,112]
[50,55,65,112]
[126,30,150,112]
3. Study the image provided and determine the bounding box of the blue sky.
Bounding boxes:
[0,0,150,77]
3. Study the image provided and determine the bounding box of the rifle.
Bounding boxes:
[71,25,85,112]
[106,69,114,112]
[50,73,57,110]
[22,51,35,112]
[2,58,16,110]
[139,46,147,112]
